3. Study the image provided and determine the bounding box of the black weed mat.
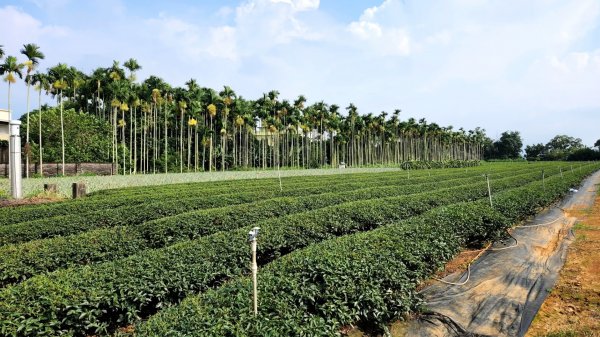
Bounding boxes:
[407,170,600,337]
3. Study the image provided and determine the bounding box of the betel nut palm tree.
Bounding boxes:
[21,43,45,178]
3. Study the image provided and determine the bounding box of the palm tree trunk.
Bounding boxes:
[180,110,183,173]
[134,107,137,174]
[153,106,157,173]
[194,125,198,172]
[25,80,31,178]
[38,89,43,177]
[122,110,126,174]
[209,117,213,172]
[164,106,168,173]
[60,92,65,176]
[187,120,191,171]
[129,109,133,174]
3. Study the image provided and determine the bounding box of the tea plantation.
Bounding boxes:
[0,162,597,336]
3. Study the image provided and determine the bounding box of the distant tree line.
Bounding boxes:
[526,135,600,161]
[483,132,599,161]
[484,131,523,160]
[2,43,488,176]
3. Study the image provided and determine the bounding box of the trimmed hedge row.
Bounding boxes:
[88,162,486,198]
[0,170,415,226]
[1,163,551,245]
[0,169,528,286]
[0,167,561,336]
[133,163,599,336]
[137,203,506,337]
[400,159,480,170]
[0,162,552,226]
[0,172,444,246]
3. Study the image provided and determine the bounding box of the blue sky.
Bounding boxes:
[1,0,599,147]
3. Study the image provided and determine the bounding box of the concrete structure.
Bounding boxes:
[10,120,22,199]
[0,109,9,141]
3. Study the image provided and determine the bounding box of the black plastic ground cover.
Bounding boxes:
[407,170,600,337]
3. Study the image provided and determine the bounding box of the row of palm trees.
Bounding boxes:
[1,44,46,177]
[1,43,488,176]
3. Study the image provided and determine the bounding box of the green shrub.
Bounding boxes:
[134,164,599,336]
[0,165,575,336]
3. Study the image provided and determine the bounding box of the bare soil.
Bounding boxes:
[0,192,64,207]
[525,195,600,337]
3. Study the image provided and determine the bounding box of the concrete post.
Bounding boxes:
[9,120,22,199]
[72,182,87,199]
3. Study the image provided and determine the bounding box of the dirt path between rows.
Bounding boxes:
[525,194,600,337]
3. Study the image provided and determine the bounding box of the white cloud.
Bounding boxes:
[0,6,69,52]
[348,21,382,39]
[347,0,411,56]
[2,0,600,147]
[27,0,70,11]
[270,0,319,11]
[516,50,600,108]
[207,26,238,60]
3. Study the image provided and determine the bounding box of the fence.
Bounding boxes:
[0,163,116,177]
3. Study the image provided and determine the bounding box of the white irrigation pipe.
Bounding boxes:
[433,209,569,286]
[433,264,471,286]
[518,215,564,228]
[432,243,491,286]
[488,230,519,251]
[429,182,582,288]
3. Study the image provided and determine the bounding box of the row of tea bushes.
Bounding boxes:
[134,163,599,336]
[0,171,501,286]
[0,166,565,336]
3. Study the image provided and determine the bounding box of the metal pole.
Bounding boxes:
[542,169,545,192]
[248,226,260,316]
[485,174,492,207]
[560,167,563,179]
[277,164,282,192]
[251,239,258,316]
[9,121,22,199]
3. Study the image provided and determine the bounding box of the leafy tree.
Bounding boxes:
[489,131,523,159]
[544,134,583,160]
[524,143,545,161]
[594,139,600,150]
[20,107,111,164]
[567,147,600,161]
